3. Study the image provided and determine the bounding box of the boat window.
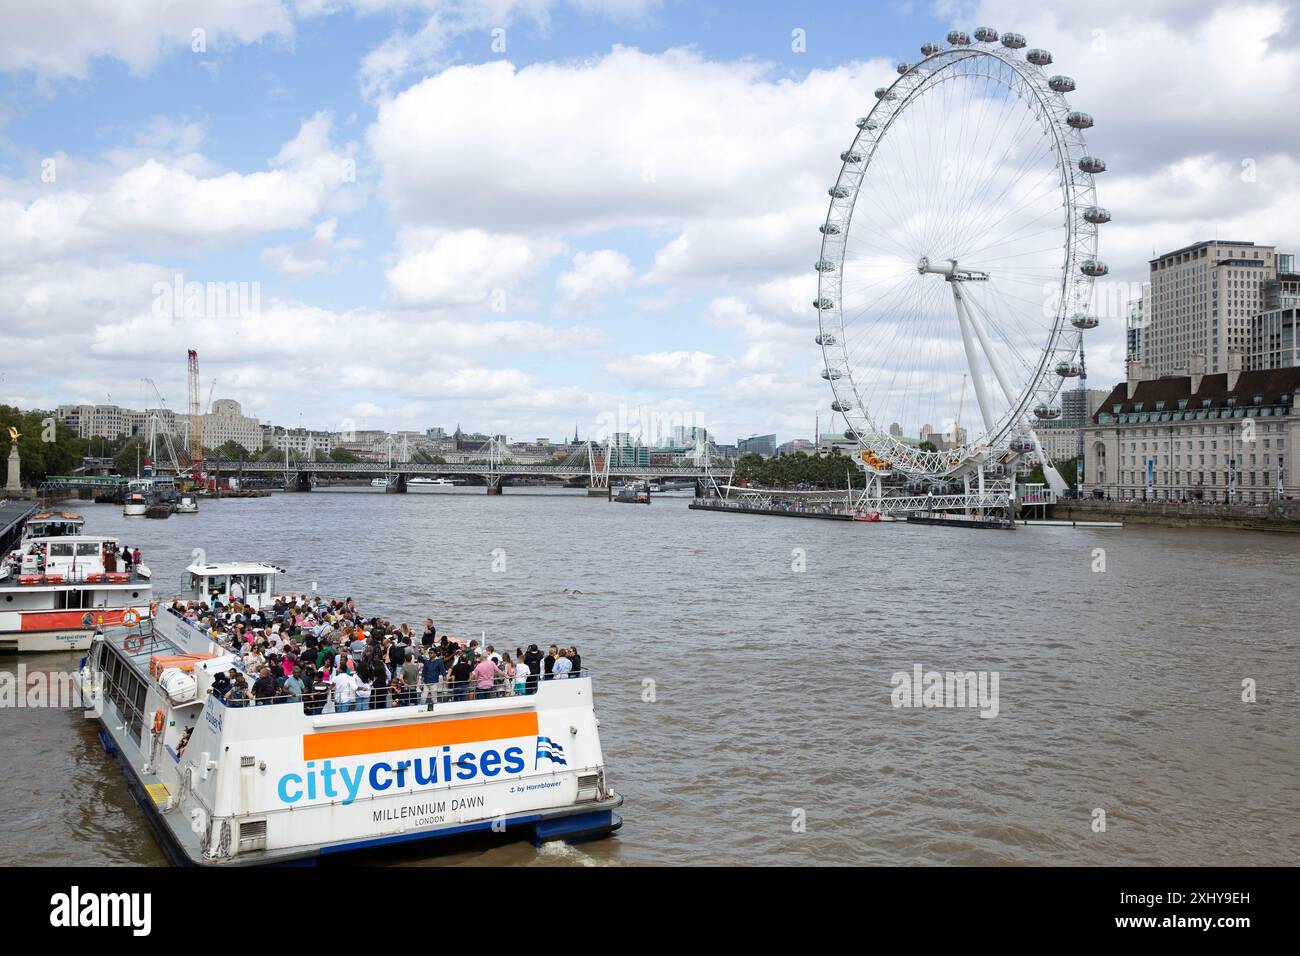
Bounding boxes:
[208,575,229,596]
[48,542,74,557]
[247,575,266,594]
[76,543,100,557]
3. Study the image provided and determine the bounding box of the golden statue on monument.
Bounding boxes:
[5,426,17,443]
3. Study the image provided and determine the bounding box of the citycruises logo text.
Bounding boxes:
[276,743,529,806]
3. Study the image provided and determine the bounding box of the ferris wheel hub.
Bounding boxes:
[917,256,988,281]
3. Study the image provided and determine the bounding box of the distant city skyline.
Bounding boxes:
[4,1,1299,447]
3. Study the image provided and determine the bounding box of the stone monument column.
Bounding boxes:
[5,440,20,494]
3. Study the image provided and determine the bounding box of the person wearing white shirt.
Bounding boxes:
[332,670,358,713]
[229,578,244,603]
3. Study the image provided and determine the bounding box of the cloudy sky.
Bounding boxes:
[2,0,1298,446]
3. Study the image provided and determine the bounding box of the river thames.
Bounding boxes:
[1,488,1296,866]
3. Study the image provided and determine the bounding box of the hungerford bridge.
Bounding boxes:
[50,437,735,497]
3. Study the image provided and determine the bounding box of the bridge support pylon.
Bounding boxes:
[284,471,312,492]
[385,474,407,493]
[485,474,503,495]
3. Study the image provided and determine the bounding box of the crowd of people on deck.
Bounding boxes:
[167,589,584,712]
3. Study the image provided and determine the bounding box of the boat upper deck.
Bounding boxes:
[1,534,152,590]
[99,611,593,726]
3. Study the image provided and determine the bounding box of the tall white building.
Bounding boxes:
[1146,240,1277,378]
[55,404,134,440]
[203,399,263,452]
[1126,285,1147,366]
[262,425,334,457]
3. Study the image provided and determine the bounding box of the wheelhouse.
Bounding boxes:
[22,512,85,540]
[183,562,282,611]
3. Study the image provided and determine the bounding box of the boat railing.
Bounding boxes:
[8,564,149,585]
[214,671,591,714]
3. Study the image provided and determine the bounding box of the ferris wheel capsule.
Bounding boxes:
[829,184,851,198]
[819,222,840,235]
[1055,361,1083,378]
[920,42,941,56]
[1034,404,1062,420]
[1079,156,1106,174]
[947,30,971,46]
[1048,75,1075,93]
[831,400,852,412]
[896,62,910,75]
[856,116,879,130]
[840,150,862,163]
[821,368,843,380]
[1070,313,1100,330]
[1083,206,1111,224]
[875,87,895,100]
[974,27,999,43]
[1026,48,1053,66]
[813,301,834,314]
[1080,259,1109,277]
[1066,111,1093,129]
[1009,437,1034,453]
[815,259,837,272]
[1001,32,1026,49]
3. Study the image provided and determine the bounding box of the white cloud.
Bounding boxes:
[0,0,293,78]
[0,113,354,266]
[261,217,362,276]
[368,47,888,236]
[612,350,731,389]
[555,249,635,307]
[384,228,563,308]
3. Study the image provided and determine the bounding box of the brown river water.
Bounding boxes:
[1,487,1296,866]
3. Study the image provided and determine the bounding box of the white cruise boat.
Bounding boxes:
[370,477,389,488]
[0,531,153,652]
[124,489,150,516]
[409,477,453,486]
[79,561,623,865]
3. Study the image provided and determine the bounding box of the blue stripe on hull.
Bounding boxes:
[320,813,545,855]
[532,810,617,846]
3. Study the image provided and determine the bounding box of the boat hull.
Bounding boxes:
[83,620,623,866]
[99,717,623,867]
[0,602,152,652]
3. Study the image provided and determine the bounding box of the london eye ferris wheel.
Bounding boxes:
[815,28,1108,494]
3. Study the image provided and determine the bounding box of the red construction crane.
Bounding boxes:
[187,349,204,485]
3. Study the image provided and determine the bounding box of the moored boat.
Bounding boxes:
[0,535,153,651]
[613,482,651,504]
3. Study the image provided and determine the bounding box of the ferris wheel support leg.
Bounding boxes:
[950,283,997,435]
[960,288,1070,499]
